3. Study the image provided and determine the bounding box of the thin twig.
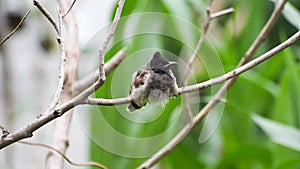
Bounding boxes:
[98,0,125,82]
[183,5,234,84]
[210,7,234,19]
[239,0,288,66]
[137,1,289,168]
[183,0,214,121]
[19,141,107,169]
[183,0,213,79]
[86,96,130,105]
[0,10,31,46]
[33,2,67,113]
[183,1,234,122]
[85,31,300,106]
[33,0,59,34]
[74,47,127,94]
[62,0,77,18]
[46,9,67,113]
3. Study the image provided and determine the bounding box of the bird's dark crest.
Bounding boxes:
[150,52,170,71]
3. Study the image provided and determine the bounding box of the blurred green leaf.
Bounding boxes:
[272,145,300,169]
[252,114,300,152]
[241,70,279,97]
[272,48,300,125]
[274,157,300,169]
[216,143,272,169]
[161,0,193,20]
[161,142,206,169]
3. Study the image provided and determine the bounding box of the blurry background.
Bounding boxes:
[0,0,300,169]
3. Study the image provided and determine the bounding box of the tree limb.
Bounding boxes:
[62,0,77,18]
[85,31,300,106]
[46,10,67,113]
[210,7,234,19]
[73,47,127,95]
[33,0,59,34]
[182,0,214,121]
[19,141,107,169]
[98,0,125,82]
[137,0,289,168]
[138,30,299,169]
[0,10,30,46]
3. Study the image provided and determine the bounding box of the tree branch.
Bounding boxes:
[138,30,300,169]
[62,0,77,18]
[98,0,125,82]
[85,31,300,106]
[0,10,31,46]
[46,10,67,113]
[238,0,288,66]
[73,47,127,95]
[19,141,107,169]
[137,0,289,168]
[182,1,234,122]
[33,0,59,34]
[182,0,214,121]
[210,7,234,19]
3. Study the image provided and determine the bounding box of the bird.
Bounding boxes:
[127,51,178,112]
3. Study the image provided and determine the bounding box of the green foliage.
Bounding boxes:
[89,0,300,168]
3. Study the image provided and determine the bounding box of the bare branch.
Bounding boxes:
[62,0,77,18]
[33,0,59,34]
[182,0,214,121]
[98,0,125,82]
[86,97,130,105]
[137,0,289,168]
[239,0,288,66]
[179,32,300,94]
[182,1,234,121]
[46,10,67,113]
[183,4,234,84]
[0,10,30,46]
[210,7,234,19]
[19,141,107,169]
[85,31,300,106]
[103,47,127,75]
[73,47,127,94]
[138,29,300,169]
[183,0,213,77]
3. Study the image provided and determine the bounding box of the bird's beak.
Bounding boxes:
[163,61,177,69]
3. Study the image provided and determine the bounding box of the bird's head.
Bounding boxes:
[150,52,177,73]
